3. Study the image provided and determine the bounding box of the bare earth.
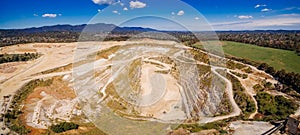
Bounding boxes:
[0,40,291,134]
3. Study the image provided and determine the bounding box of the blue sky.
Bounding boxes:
[1,0,300,30]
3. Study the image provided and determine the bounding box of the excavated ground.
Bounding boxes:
[0,39,294,135]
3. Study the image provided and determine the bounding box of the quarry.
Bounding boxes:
[0,39,299,134]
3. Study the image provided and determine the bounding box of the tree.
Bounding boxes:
[257,63,268,71]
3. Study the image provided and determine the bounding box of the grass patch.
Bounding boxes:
[176,120,228,133]
[222,41,300,73]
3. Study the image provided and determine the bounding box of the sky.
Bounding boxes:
[1,0,300,30]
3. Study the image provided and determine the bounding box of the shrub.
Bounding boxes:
[255,92,298,121]
[50,122,79,133]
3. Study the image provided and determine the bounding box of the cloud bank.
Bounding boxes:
[129,1,146,9]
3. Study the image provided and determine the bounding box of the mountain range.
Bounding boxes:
[0,23,157,33]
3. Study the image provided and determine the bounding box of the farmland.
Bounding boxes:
[221,41,300,73]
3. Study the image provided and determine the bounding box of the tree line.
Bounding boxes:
[0,53,40,64]
[257,63,300,93]
[227,55,300,94]
[2,29,300,55]
[218,31,300,55]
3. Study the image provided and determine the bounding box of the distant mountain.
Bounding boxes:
[0,23,157,33]
[1,23,299,33]
[216,30,300,33]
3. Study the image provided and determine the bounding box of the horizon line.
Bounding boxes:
[1,23,300,32]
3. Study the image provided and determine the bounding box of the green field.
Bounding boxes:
[221,41,300,73]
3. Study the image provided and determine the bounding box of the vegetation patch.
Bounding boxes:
[253,84,264,91]
[216,92,233,116]
[230,71,248,79]
[96,46,120,59]
[242,67,253,73]
[227,74,255,117]
[0,53,40,64]
[255,92,298,121]
[50,122,79,133]
[176,120,229,133]
[128,58,142,93]
[149,56,173,65]
[5,79,53,134]
[38,63,72,75]
[190,49,209,64]
[222,41,300,73]
[226,60,246,70]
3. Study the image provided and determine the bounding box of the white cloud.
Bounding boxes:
[171,12,175,15]
[282,7,300,11]
[195,17,200,20]
[254,4,267,8]
[42,13,57,18]
[112,10,120,15]
[129,1,146,9]
[92,0,116,5]
[123,7,128,11]
[284,7,296,11]
[116,0,124,6]
[33,14,38,17]
[278,13,300,17]
[261,8,271,12]
[238,15,253,19]
[177,10,184,16]
[212,16,300,30]
[98,9,102,12]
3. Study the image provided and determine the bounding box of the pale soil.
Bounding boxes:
[229,66,281,119]
[0,62,19,73]
[0,41,132,98]
[139,59,185,121]
[191,129,219,135]
[295,107,300,116]
[0,40,288,134]
[229,121,274,135]
[229,69,260,119]
[0,42,76,98]
[199,66,241,123]
[21,77,79,129]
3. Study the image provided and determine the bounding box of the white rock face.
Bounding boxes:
[26,91,80,129]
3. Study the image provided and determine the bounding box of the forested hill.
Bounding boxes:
[0,23,157,33]
[0,23,157,47]
[1,23,300,55]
